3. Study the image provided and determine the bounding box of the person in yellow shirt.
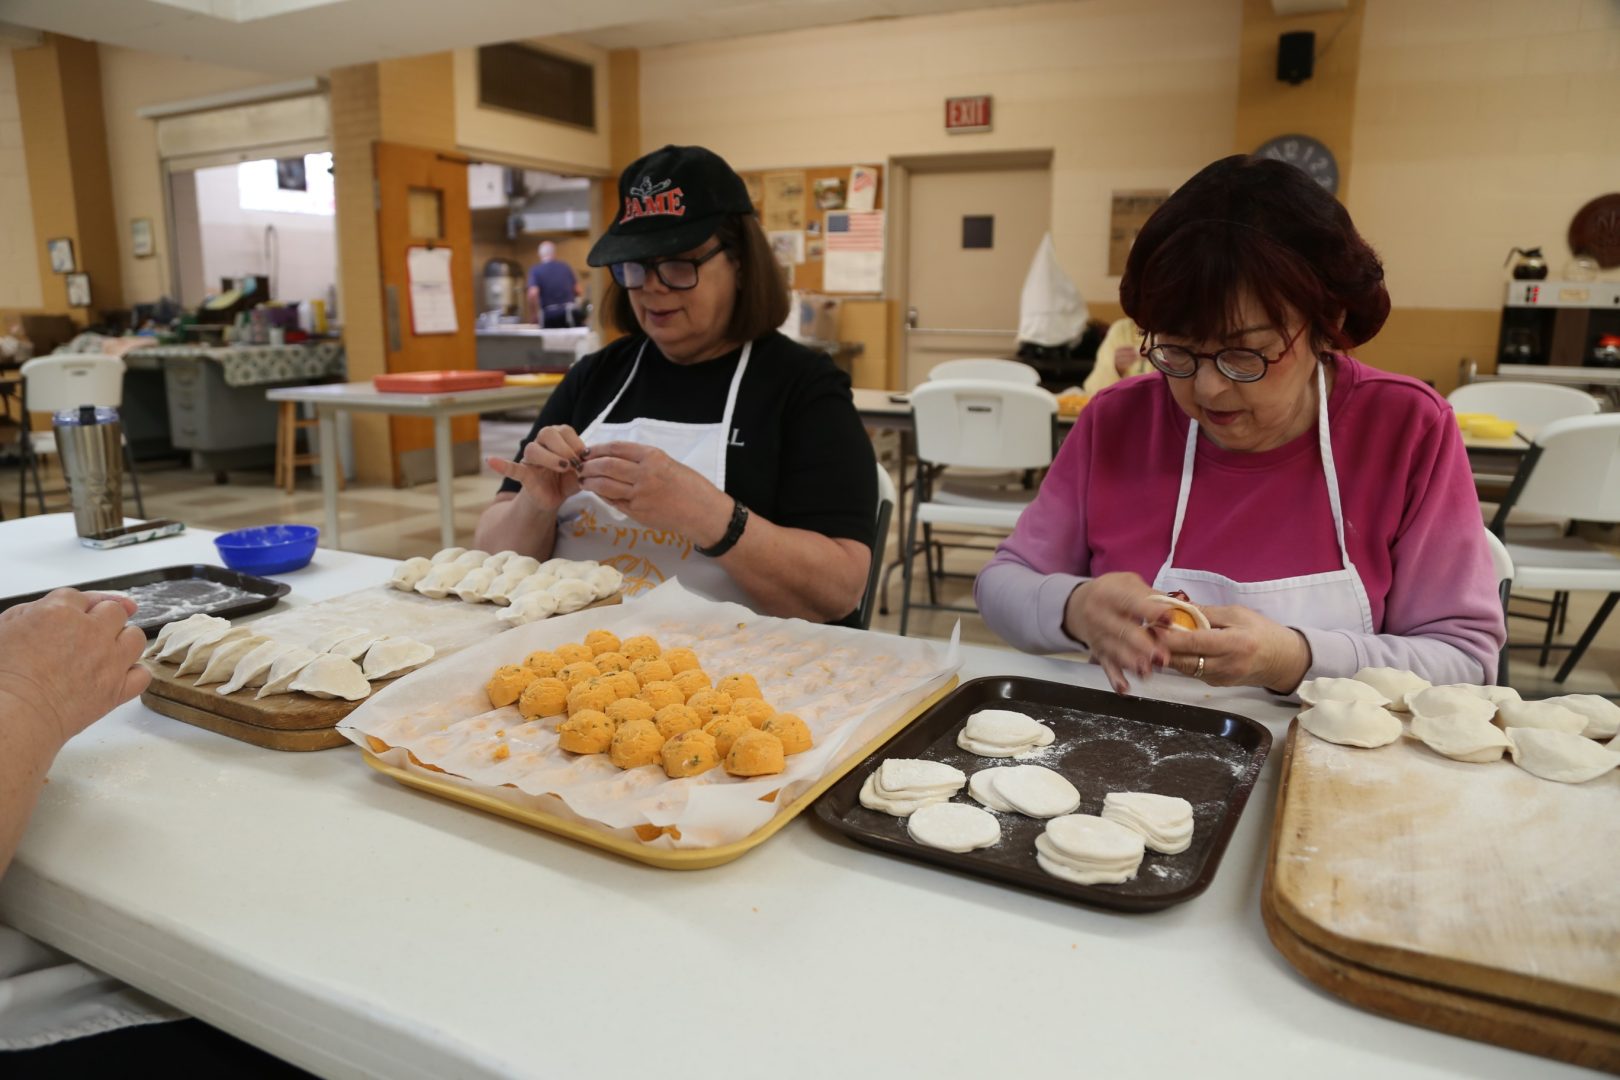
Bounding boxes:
[1081,317,1149,394]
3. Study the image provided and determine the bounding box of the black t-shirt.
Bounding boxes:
[500,331,878,553]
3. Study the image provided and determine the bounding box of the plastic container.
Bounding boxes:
[213,525,319,575]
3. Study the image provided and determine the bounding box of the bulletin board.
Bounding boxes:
[737,163,885,295]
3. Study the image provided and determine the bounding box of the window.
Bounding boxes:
[478,44,595,131]
[237,152,334,216]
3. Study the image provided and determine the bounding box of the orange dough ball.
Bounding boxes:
[620,635,661,662]
[609,718,665,769]
[584,629,622,656]
[761,713,812,755]
[607,670,641,700]
[557,661,602,687]
[638,680,684,711]
[606,697,656,727]
[653,703,702,740]
[593,650,632,673]
[523,650,565,678]
[486,664,537,709]
[725,730,786,777]
[686,689,734,723]
[631,658,675,686]
[518,677,569,720]
[670,668,712,698]
[717,673,763,701]
[661,730,720,779]
[567,679,617,716]
[557,710,614,754]
[661,647,701,674]
[730,698,776,729]
[554,642,593,664]
[703,713,753,758]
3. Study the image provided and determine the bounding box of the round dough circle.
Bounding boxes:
[986,765,1081,818]
[906,802,1001,853]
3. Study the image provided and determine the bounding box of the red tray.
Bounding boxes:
[373,370,506,393]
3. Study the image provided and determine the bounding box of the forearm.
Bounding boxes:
[473,494,560,559]
[1296,627,1488,686]
[0,693,65,879]
[974,559,1089,655]
[716,515,869,622]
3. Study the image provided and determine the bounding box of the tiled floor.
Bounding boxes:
[3,422,1614,699]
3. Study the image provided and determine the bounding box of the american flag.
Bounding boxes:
[825,211,884,252]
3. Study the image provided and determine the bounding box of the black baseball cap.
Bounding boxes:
[586,145,756,267]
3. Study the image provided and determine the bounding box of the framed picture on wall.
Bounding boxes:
[47,237,75,274]
[131,218,155,258]
[65,273,92,308]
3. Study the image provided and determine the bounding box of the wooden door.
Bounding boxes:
[375,141,477,485]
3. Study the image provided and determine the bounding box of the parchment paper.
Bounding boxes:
[339,581,961,849]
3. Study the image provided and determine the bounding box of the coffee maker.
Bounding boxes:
[1497,280,1620,369]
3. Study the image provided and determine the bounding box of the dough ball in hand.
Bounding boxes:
[717,673,763,701]
[554,642,593,665]
[761,713,812,755]
[486,664,537,709]
[661,730,720,779]
[567,679,618,716]
[606,697,656,728]
[584,629,621,656]
[687,689,734,723]
[725,731,786,777]
[671,669,712,699]
[620,635,661,662]
[661,647,701,674]
[558,661,602,688]
[518,677,570,720]
[703,714,754,758]
[609,718,666,769]
[637,680,684,711]
[557,710,614,754]
[523,650,565,678]
[653,703,702,740]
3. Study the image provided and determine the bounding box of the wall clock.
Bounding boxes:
[1254,134,1339,196]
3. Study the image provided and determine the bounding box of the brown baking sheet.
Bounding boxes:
[0,564,289,637]
[814,676,1271,912]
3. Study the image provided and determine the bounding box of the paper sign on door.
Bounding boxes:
[406,246,458,335]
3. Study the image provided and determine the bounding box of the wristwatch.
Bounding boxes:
[695,498,749,558]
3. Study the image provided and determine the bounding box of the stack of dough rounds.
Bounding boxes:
[1550,694,1620,740]
[480,631,805,779]
[1506,727,1620,784]
[1101,792,1195,854]
[1035,814,1145,885]
[1297,677,1391,708]
[1351,667,1431,711]
[859,759,966,816]
[906,802,1001,853]
[967,765,1080,818]
[1298,700,1403,748]
[1408,709,1511,763]
[956,709,1055,758]
[1497,699,1587,735]
[1408,685,1498,725]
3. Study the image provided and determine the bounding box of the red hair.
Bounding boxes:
[1119,155,1389,351]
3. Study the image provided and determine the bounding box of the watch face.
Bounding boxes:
[1254,134,1339,195]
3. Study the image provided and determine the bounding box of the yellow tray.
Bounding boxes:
[361,675,959,870]
[504,372,564,387]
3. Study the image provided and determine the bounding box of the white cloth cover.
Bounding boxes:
[1018,232,1088,346]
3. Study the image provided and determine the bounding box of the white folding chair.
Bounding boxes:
[1482,528,1513,687]
[927,358,1041,385]
[18,354,146,518]
[855,463,897,631]
[1490,414,1620,684]
[899,378,1057,635]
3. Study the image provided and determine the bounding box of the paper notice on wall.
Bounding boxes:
[768,230,805,265]
[763,171,806,231]
[406,246,458,335]
[847,165,879,213]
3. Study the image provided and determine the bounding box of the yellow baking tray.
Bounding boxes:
[361,675,958,870]
[504,372,565,387]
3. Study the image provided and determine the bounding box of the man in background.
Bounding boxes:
[527,241,582,328]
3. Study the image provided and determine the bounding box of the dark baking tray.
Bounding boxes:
[0,564,290,637]
[814,676,1272,912]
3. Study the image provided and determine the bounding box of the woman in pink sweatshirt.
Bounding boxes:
[974,155,1505,695]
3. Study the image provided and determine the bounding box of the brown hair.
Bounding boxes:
[602,213,790,343]
[1119,155,1389,353]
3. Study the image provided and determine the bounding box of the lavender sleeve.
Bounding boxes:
[973,413,1095,655]
[1296,402,1506,685]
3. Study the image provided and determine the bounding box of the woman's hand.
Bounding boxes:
[1113,345,1139,376]
[1158,604,1312,692]
[0,589,150,747]
[578,441,732,544]
[1063,573,1169,694]
[485,424,586,515]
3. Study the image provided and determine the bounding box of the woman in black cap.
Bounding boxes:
[478,145,878,623]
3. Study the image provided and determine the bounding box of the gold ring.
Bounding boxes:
[1194,655,1205,679]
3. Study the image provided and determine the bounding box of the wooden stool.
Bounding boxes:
[275,400,345,494]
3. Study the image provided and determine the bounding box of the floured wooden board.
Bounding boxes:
[142,586,617,750]
[1267,720,1620,1055]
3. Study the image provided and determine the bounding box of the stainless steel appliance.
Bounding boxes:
[1497,280,1620,368]
[482,258,524,318]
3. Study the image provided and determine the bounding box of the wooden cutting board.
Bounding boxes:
[142,586,615,751]
[1265,720,1620,1070]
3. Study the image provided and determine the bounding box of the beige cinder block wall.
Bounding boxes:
[0,49,44,313]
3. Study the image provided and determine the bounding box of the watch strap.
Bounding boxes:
[695,499,748,558]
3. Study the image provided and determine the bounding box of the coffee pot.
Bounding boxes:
[1504,247,1549,281]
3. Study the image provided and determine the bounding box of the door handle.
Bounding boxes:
[906,306,919,329]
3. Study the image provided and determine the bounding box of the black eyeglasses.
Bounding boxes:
[610,244,727,290]
[1141,324,1306,383]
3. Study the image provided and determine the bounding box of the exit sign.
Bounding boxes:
[945,95,992,133]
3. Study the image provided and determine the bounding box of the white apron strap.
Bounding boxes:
[1156,418,1200,584]
[711,341,752,491]
[580,340,648,441]
[1313,362,1353,568]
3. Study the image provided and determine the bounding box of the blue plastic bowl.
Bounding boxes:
[213,524,319,575]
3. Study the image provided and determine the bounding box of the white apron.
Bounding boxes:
[554,340,754,604]
[1152,363,1375,634]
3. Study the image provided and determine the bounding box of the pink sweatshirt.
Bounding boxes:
[974,355,1506,684]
